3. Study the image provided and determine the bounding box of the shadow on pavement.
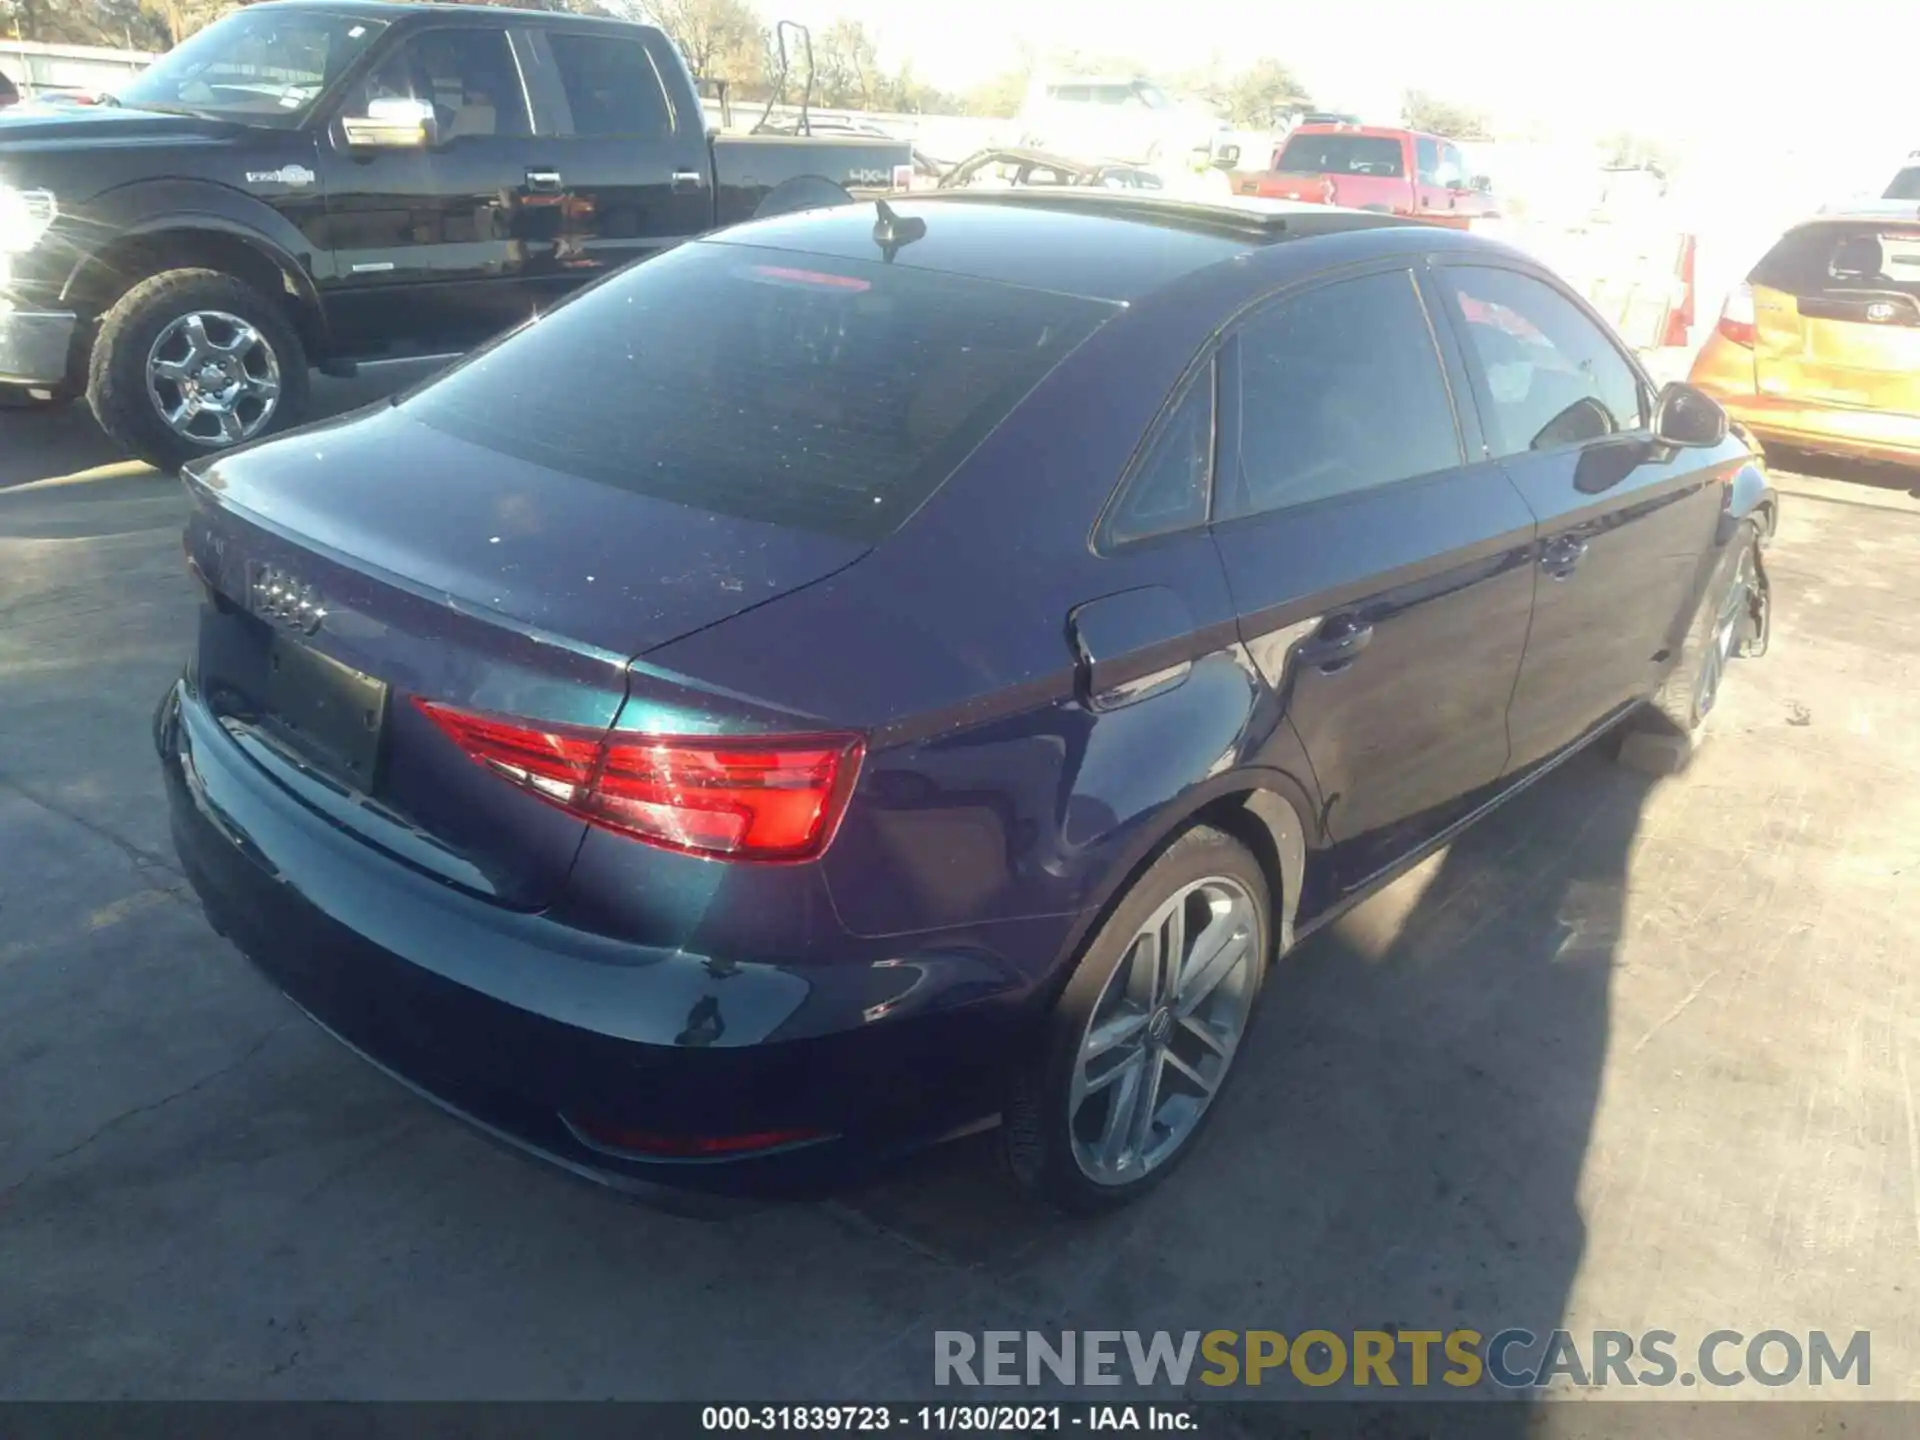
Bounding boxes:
[0,361,445,493]
[1764,445,1919,498]
[1,353,1658,1409]
[835,747,1654,1416]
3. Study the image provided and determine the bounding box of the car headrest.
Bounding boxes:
[1832,233,1884,279]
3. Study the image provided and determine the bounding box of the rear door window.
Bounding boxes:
[404,241,1113,543]
[547,31,674,138]
[1221,268,1462,518]
[1440,266,1646,457]
[1104,366,1215,545]
[1275,133,1404,178]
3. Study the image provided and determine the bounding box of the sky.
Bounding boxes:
[772,0,1920,156]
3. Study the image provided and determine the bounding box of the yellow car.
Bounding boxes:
[1690,206,1920,469]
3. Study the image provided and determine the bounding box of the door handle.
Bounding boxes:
[525,168,563,193]
[1541,536,1590,579]
[671,169,707,193]
[1295,618,1374,673]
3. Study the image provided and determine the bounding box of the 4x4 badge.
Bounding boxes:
[246,165,316,187]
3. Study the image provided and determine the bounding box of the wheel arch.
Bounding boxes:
[750,175,856,220]
[1050,770,1318,1006]
[62,213,330,361]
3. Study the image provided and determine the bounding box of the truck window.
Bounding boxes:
[112,7,386,124]
[548,32,674,139]
[346,29,529,138]
[1275,133,1405,179]
[1437,143,1466,188]
[1415,136,1439,183]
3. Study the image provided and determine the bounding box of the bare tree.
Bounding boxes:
[640,0,764,85]
[810,17,880,110]
[1401,88,1491,140]
[1194,57,1312,129]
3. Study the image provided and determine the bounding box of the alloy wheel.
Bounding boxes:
[146,310,283,446]
[1069,874,1260,1185]
[1697,544,1757,720]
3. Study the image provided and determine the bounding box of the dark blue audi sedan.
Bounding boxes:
[158,193,1773,1211]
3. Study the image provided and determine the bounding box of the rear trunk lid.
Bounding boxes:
[181,235,1111,909]
[1751,219,1920,418]
[182,402,865,910]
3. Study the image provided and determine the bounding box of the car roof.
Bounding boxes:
[1804,201,1920,226]
[1289,124,1428,140]
[705,194,1419,304]
[246,0,647,26]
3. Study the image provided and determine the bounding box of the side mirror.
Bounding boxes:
[1469,174,1493,194]
[342,96,438,150]
[1651,381,1728,449]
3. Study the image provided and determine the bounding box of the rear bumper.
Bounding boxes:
[0,305,77,387]
[155,679,1029,1198]
[1710,391,1920,469]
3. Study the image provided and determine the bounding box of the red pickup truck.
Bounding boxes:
[1244,124,1497,226]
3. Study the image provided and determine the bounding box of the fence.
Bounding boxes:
[0,39,153,99]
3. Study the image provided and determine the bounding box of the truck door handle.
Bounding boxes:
[1541,536,1590,579]
[1296,618,1374,672]
[671,169,706,193]
[525,168,563,193]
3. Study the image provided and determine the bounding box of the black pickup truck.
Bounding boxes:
[0,0,913,469]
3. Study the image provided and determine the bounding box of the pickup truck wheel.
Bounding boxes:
[88,268,309,473]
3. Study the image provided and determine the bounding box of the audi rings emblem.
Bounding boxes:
[249,562,327,635]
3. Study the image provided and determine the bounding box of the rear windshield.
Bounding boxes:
[1276,133,1404,178]
[404,241,1112,544]
[1886,167,1920,200]
[1751,222,1920,301]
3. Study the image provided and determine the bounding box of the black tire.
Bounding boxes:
[1642,521,1766,739]
[1003,825,1271,1213]
[752,176,855,219]
[87,268,309,474]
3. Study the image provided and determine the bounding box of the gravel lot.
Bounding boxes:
[2,383,1917,1408]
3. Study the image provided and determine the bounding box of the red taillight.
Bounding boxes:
[414,699,863,862]
[567,1116,827,1158]
[1716,283,1757,348]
